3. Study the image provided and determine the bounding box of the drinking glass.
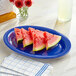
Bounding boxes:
[58,0,72,22]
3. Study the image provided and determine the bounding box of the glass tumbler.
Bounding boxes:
[58,0,73,22]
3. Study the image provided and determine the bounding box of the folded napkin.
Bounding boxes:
[0,53,53,76]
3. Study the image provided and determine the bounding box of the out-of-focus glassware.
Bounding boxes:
[58,0,72,22]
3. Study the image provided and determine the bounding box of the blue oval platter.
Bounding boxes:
[3,26,71,59]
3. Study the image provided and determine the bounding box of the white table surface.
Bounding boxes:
[0,0,76,76]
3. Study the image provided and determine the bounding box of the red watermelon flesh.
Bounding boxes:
[21,28,33,48]
[29,27,46,51]
[14,28,23,43]
[28,27,35,40]
[44,32,61,50]
[29,27,44,39]
[33,30,45,51]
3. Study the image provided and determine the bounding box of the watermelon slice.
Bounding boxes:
[44,32,61,50]
[32,30,45,51]
[21,28,33,48]
[29,27,46,51]
[28,27,35,40]
[14,28,23,43]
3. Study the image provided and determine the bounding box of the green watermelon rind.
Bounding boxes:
[46,36,61,50]
[23,42,33,48]
[33,44,45,51]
